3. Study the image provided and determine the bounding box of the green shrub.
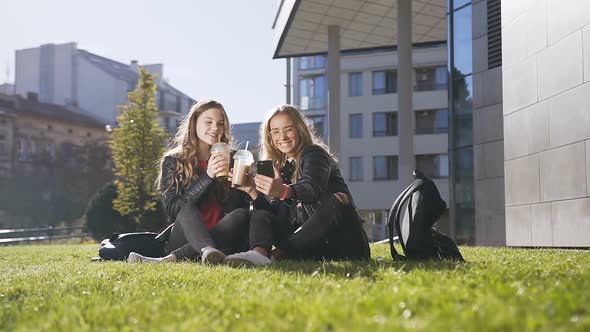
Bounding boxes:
[85,183,166,240]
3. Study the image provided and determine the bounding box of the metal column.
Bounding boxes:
[327,25,341,155]
[397,0,414,187]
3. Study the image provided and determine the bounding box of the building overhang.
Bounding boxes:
[272,0,447,59]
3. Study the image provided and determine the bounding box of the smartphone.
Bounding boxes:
[256,160,274,177]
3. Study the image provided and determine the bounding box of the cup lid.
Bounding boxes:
[211,142,230,151]
[233,149,254,162]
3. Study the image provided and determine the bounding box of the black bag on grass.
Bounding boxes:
[387,170,464,261]
[97,224,173,261]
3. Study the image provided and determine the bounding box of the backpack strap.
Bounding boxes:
[388,177,423,260]
[393,182,422,255]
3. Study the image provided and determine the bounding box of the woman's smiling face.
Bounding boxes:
[196,107,225,146]
[269,112,298,157]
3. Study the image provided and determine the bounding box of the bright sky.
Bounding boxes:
[0,0,286,124]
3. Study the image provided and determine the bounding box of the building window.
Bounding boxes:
[68,129,73,134]
[87,132,92,137]
[359,209,388,242]
[299,55,326,70]
[0,143,5,156]
[29,140,37,156]
[373,155,398,181]
[415,109,449,134]
[372,70,397,95]
[414,66,448,91]
[349,157,363,181]
[47,125,52,131]
[46,143,55,159]
[373,112,397,136]
[416,154,449,178]
[349,114,363,138]
[453,75,474,148]
[299,76,326,110]
[349,72,363,96]
[18,138,27,161]
[176,95,182,113]
[165,117,171,132]
[157,90,167,111]
[307,115,325,138]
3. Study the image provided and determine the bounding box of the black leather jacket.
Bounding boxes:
[274,145,364,227]
[160,155,269,224]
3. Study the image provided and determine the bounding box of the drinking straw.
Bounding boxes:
[245,141,249,151]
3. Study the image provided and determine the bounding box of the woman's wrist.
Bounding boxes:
[280,184,292,201]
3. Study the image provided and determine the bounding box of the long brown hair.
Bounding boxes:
[157,99,232,196]
[259,104,334,183]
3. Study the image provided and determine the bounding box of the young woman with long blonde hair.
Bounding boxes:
[223,104,370,264]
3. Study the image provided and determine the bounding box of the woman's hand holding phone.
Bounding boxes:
[254,166,285,198]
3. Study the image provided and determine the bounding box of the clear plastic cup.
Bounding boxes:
[232,149,254,186]
[210,142,230,178]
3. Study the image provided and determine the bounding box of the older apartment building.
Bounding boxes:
[0,93,110,177]
[0,93,112,227]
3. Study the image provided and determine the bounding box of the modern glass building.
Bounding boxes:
[448,1,475,243]
[272,0,590,247]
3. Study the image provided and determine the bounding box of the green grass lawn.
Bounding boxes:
[0,244,589,331]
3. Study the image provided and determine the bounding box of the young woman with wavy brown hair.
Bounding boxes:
[128,99,270,264]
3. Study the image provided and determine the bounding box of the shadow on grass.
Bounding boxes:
[260,257,470,281]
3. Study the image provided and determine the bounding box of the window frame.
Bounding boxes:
[372,69,397,95]
[348,72,363,97]
[349,113,363,138]
[349,156,364,182]
[372,112,398,137]
[373,155,398,181]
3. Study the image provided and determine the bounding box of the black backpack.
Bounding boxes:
[97,231,168,261]
[387,170,464,261]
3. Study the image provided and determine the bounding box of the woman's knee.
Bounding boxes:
[251,209,276,224]
[226,208,250,221]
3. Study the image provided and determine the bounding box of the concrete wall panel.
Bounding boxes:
[505,154,540,206]
[540,142,587,201]
[547,82,590,148]
[551,198,590,246]
[537,31,583,100]
[531,203,553,246]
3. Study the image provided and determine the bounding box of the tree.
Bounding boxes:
[109,69,167,224]
[85,182,134,240]
[85,182,167,240]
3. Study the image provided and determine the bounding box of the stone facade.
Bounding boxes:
[502,0,590,246]
[472,0,505,246]
[0,93,110,176]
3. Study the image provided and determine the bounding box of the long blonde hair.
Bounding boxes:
[157,99,232,194]
[259,104,333,182]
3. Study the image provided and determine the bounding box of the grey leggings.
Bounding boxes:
[166,203,251,260]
